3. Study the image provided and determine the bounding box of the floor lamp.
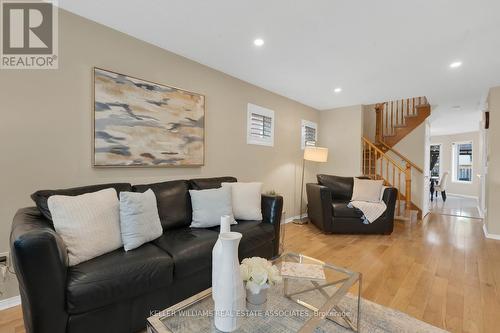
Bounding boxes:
[294,146,329,224]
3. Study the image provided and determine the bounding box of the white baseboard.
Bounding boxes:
[284,213,307,223]
[483,224,500,240]
[0,295,20,311]
[447,193,479,200]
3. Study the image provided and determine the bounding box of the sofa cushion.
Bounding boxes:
[210,220,275,260]
[189,187,236,228]
[66,243,174,314]
[132,180,191,230]
[332,201,364,218]
[153,228,219,278]
[31,183,132,221]
[222,182,263,220]
[317,175,353,201]
[351,178,384,202]
[188,177,237,190]
[119,189,163,251]
[48,188,123,266]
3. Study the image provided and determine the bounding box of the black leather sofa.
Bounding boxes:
[306,174,397,234]
[10,176,283,333]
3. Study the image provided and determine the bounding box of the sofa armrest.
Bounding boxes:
[306,183,333,233]
[10,207,68,333]
[381,187,398,231]
[261,195,283,257]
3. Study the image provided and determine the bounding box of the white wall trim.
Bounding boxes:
[284,213,307,223]
[0,295,20,311]
[447,193,479,200]
[483,224,500,240]
[478,207,485,219]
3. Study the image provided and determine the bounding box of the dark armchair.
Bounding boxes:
[306,174,397,234]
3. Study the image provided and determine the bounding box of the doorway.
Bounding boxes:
[428,142,481,219]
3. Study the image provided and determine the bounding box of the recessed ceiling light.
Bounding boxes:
[253,38,264,47]
[334,87,342,93]
[449,61,462,68]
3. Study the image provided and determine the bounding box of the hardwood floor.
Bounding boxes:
[284,213,497,333]
[1,213,498,333]
[0,305,24,333]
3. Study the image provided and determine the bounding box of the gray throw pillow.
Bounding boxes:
[119,189,163,251]
[189,186,236,228]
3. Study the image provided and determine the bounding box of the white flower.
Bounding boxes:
[240,256,282,287]
[267,266,282,285]
[250,266,268,286]
[240,263,250,281]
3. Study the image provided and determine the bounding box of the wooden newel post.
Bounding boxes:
[375,103,384,144]
[405,162,412,212]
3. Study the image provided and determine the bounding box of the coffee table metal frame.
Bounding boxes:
[283,253,361,332]
[147,252,361,333]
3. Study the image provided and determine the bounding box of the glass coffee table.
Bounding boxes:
[147,253,361,333]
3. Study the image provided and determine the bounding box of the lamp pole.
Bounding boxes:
[293,145,328,225]
[294,158,307,225]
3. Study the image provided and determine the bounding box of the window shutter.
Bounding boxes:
[304,125,316,146]
[247,103,274,146]
[301,120,318,149]
[250,113,273,139]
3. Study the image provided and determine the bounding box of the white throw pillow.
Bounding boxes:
[189,186,236,228]
[351,179,384,203]
[119,189,163,251]
[380,186,389,201]
[222,182,262,220]
[47,188,123,266]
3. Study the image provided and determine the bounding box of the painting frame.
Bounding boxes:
[92,67,205,168]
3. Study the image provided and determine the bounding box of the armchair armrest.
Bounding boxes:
[261,194,283,257]
[306,183,333,233]
[10,207,68,333]
[380,187,398,232]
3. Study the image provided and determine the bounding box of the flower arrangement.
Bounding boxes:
[240,257,282,294]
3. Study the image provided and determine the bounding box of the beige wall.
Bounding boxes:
[0,10,319,253]
[318,105,363,176]
[363,104,377,142]
[485,86,500,235]
[430,131,481,198]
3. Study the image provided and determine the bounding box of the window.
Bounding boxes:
[247,103,274,146]
[452,142,473,182]
[301,120,318,149]
[430,144,441,178]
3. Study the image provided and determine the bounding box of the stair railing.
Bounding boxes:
[377,140,423,174]
[361,137,412,216]
[375,96,428,139]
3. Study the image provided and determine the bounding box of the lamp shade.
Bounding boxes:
[304,146,328,162]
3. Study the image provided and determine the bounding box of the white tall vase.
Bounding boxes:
[212,231,245,332]
[212,215,232,302]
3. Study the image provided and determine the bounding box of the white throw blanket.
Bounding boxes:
[348,200,387,224]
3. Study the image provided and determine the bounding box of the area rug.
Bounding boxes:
[149,278,448,333]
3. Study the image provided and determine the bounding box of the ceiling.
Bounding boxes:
[59,0,500,135]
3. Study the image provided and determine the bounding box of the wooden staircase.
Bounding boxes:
[361,96,431,220]
[375,97,431,147]
[362,137,422,220]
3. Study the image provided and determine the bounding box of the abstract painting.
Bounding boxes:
[93,68,205,167]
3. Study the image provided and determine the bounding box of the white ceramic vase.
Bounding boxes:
[212,231,245,332]
[212,215,232,302]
